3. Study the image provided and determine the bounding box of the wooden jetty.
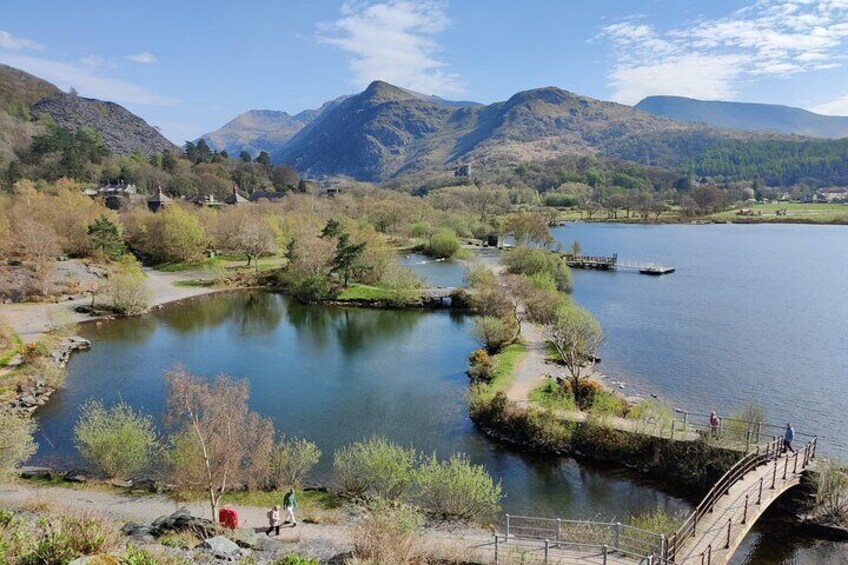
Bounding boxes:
[564,253,675,275]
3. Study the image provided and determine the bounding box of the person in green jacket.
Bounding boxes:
[283,488,297,527]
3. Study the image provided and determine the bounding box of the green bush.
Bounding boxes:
[813,460,848,525]
[626,399,674,436]
[413,454,502,521]
[271,555,320,565]
[467,349,494,382]
[74,399,159,479]
[121,544,189,565]
[426,229,460,259]
[526,407,576,450]
[502,247,572,292]
[25,511,119,565]
[473,316,515,353]
[268,437,321,489]
[333,437,417,500]
[107,258,152,316]
[0,412,37,479]
[588,390,626,427]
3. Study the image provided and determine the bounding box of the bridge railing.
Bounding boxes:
[665,435,818,562]
[672,410,817,452]
[504,514,665,561]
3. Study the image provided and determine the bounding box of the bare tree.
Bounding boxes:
[165,368,274,522]
[17,218,60,295]
[216,210,277,273]
[541,304,604,395]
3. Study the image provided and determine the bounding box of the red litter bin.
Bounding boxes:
[218,506,239,529]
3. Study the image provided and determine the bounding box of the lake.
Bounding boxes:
[32,222,848,564]
[34,291,687,523]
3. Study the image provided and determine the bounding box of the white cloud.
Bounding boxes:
[0,51,176,106]
[79,55,117,69]
[319,0,463,96]
[125,51,157,64]
[811,94,848,115]
[599,1,848,104]
[0,30,43,51]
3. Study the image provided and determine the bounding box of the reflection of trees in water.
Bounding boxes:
[159,292,284,336]
[285,303,423,356]
[228,292,284,336]
[86,315,157,344]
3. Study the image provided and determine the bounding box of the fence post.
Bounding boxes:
[742,494,749,525]
[614,521,621,552]
[725,518,732,549]
[661,534,667,560]
[556,518,561,544]
[783,454,789,480]
[707,544,712,565]
[602,544,608,565]
[745,421,751,452]
[772,456,778,489]
[505,514,509,543]
[494,534,499,564]
[793,451,799,474]
[813,437,817,459]
[544,539,549,563]
[757,477,763,505]
[683,411,688,427]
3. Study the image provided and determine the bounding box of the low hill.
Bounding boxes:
[31,94,177,156]
[635,96,848,139]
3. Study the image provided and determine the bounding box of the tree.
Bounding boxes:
[239,150,251,162]
[505,212,552,247]
[427,229,460,259]
[541,303,604,396]
[255,151,272,168]
[165,368,275,522]
[0,412,37,478]
[74,399,159,478]
[88,215,125,261]
[271,165,300,192]
[216,210,277,273]
[107,258,151,315]
[17,218,61,295]
[332,233,366,287]
[146,206,207,263]
[268,437,322,489]
[474,316,515,353]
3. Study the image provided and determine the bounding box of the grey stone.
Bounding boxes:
[201,536,241,556]
[231,528,259,548]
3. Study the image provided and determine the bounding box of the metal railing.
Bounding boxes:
[665,436,818,563]
[503,514,665,561]
[672,410,818,452]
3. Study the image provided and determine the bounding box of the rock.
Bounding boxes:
[64,471,90,483]
[201,536,241,557]
[75,305,94,314]
[150,509,216,538]
[231,528,259,549]
[18,466,55,480]
[19,394,37,407]
[108,478,133,488]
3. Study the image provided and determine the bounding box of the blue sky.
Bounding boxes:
[3,0,848,143]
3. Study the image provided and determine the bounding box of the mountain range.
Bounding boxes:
[202,80,785,182]
[635,96,848,139]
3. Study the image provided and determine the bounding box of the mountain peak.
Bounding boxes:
[361,80,424,103]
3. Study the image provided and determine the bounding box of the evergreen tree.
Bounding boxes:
[88,215,125,261]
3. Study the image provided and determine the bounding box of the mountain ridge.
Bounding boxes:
[635,95,848,139]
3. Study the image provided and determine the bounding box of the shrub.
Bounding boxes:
[813,460,848,525]
[74,399,159,478]
[333,437,417,500]
[626,508,685,553]
[558,376,604,411]
[588,390,626,427]
[467,348,494,382]
[426,229,460,259]
[27,511,119,565]
[268,437,322,489]
[627,399,674,437]
[0,411,37,478]
[473,316,515,353]
[502,247,572,292]
[107,258,152,316]
[353,499,424,565]
[271,556,320,565]
[526,407,576,450]
[413,454,502,522]
[121,544,189,565]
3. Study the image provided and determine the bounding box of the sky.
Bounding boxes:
[3,0,848,143]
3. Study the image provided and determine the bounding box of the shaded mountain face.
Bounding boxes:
[31,94,178,156]
[636,96,848,139]
[269,81,766,181]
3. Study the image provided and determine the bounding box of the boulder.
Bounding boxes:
[200,536,241,557]
[231,528,259,549]
[18,466,55,480]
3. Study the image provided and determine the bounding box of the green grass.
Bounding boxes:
[155,257,222,272]
[708,202,848,223]
[221,489,341,511]
[0,330,23,368]
[480,342,527,400]
[336,284,393,301]
[529,379,577,412]
[172,279,216,288]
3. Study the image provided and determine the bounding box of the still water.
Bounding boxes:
[35,292,687,522]
[33,223,848,563]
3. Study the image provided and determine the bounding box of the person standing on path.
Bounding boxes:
[266,505,280,536]
[283,488,297,527]
[709,411,720,437]
[783,422,795,454]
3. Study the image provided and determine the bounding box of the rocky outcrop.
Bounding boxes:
[6,336,90,414]
[31,93,178,156]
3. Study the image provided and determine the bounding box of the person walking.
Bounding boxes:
[709,411,720,437]
[266,505,280,537]
[283,488,297,527]
[783,423,795,454]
